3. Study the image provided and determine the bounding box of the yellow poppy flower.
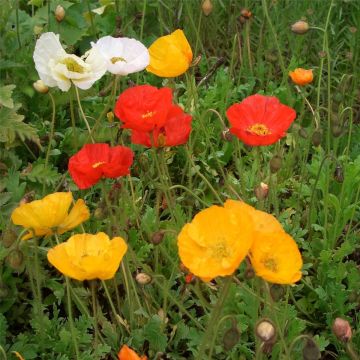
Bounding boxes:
[249,231,303,284]
[11,192,90,240]
[177,201,254,282]
[146,29,193,77]
[224,199,284,234]
[47,232,127,281]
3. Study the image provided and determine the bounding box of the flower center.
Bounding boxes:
[247,123,271,136]
[211,241,230,260]
[142,111,156,119]
[92,161,106,169]
[157,133,167,147]
[60,58,85,73]
[110,56,127,64]
[262,257,278,272]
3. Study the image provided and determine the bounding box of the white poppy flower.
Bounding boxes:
[33,32,107,92]
[92,36,149,75]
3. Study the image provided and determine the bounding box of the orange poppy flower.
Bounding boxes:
[289,68,313,86]
[118,345,147,360]
[177,200,254,282]
[146,29,193,77]
[249,231,303,284]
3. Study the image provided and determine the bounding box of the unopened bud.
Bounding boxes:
[2,229,17,248]
[55,5,65,22]
[255,319,276,343]
[311,130,322,147]
[221,128,233,142]
[6,249,24,270]
[240,9,252,19]
[201,0,213,16]
[318,51,326,58]
[135,272,152,285]
[94,207,106,220]
[332,317,352,342]
[254,182,269,200]
[334,165,344,183]
[151,230,165,245]
[185,273,196,284]
[302,338,321,360]
[331,125,342,138]
[291,20,309,34]
[269,155,282,173]
[223,321,240,351]
[270,284,285,302]
[33,80,49,94]
[33,25,43,35]
[298,127,308,139]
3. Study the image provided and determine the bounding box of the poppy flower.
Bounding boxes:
[177,200,254,282]
[68,143,134,189]
[114,85,173,132]
[47,232,127,281]
[131,105,192,147]
[118,345,147,360]
[226,94,296,146]
[33,32,106,92]
[92,36,149,75]
[146,29,193,77]
[11,192,90,240]
[289,68,313,86]
[249,231,303,284]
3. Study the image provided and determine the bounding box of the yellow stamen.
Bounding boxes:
[142,111,156,119]
[92,161,105,169]
[60,58,85,73]
[247,123,271,136]
[111,56,127,64]
[157,133,166,147]
[211,241,230,260]
[262,257,278,272]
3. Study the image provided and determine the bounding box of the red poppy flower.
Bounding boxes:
[226,94,296,146]
[68,143,134,189]
[131,105,192,148]
[114,84,173,132]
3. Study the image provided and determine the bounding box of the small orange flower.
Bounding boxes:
[118,345,147,360]
[289,68,313,86]
[177,200,254,282]
[146,29,193,77]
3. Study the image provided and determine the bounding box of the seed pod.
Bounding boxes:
[55,5,65,22]
[269,155,282,173]
[332,317,352,342]
[151,230,165,245]
[291,20,309,34]
[2,229,17,248]
[255,319,276,343]
[254,182,269,200]
[33,80,49,94]
[221,128,233,142]
[223,322,240,351]
[311,130,322,147]
[6,249,24,270]
[331,125,342,137]
[298,127,308,139]
[135,272,152,285]
[202,0,213,16]
[302,338,321,360]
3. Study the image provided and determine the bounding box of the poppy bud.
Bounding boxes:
[33,25,43,35]
[269,155,282,173]
[270,284,285,301]
[135,272,152,285]
[223,321,240,351]
[55,5,65,22]
[6,249,24,270]
[311,130,322,147]
[33,80,49,94]
[202,0,213,16]
[349,26,357,34]
[318,51,326,58]
[291,20,309,34]
[302,338,321,360]
[254,182,269,200]
[240,9,252,19]
[94,207,106,220]
[331,125,342,138]
[138,153,149,171]
[158,308,169,324]
[2,229,17,248]
[255,319,276,343]
[185,273,196,284]
[332,317,352,342]
[298,127,308,139]
[151,230,165,245]
[0,284,9,299]
[106,111,114,123]
[221,128,233,142]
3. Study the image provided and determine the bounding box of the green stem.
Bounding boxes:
[90,280,99,345]
[16,0,21,49]
[345,343,360,360]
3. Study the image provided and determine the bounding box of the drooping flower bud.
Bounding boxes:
[334,165,344,183]
[302,337,321,360]
[33,80,49,94]
[151,230,165,245]
[298,127,308,139]
[6,249,24,270]
[221,128,234,142]
[291,20,309,34]
[135,272,152,285]
[255,319,276,343]
[311,130,322,147]
[254,182,269,200]
[202,0,213,16]
[1,229,17,248]
[269,155,282,173]
[33,25,43,35]
[331,125,342,138]
[332,317,352,342]
[223,321,240,351]
[55,5,65,22]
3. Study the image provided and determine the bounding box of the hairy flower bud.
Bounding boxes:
[332,317,352,342]
[269,155,282,173]
[6,249,24,270]
[311,130,322,147]
[2,229,17,248]
[202,0,213,16]
[221,128,234,142]
[255,319,276,343]
[223,322,240,351]
[291,20,309,34]
[151,230,165,245]
[55,5,65,22]
[298,127,308,139]
[135,272,152,285]
[33,80,49,94]
[254,182,269,200]
[334,165,344,183]
[302,338,321,360]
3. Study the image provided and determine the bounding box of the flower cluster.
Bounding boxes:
[178,199,303,284]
